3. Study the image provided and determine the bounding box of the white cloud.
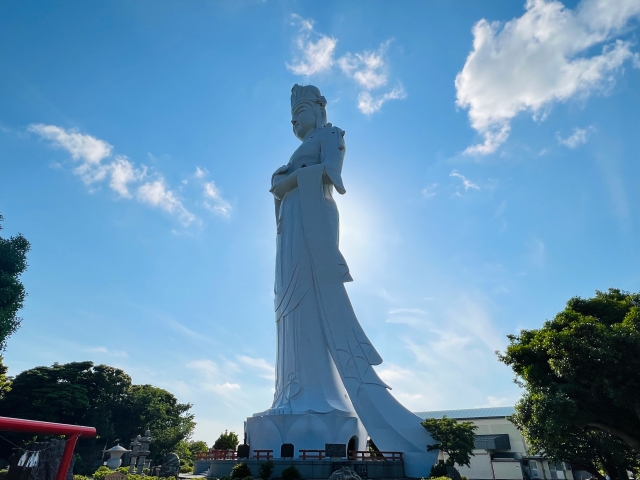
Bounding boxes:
[187,359,242,397]
[109,156,146,198]
[338,41,391,90]
[203,181,232,217]
[195,166,208,178]
[421,183,438,199]
[238,355,275,380]
[138,179,195,225]
[29,123,206,224]
[286,16,405,114]
[84,346,128,357]
[286,14,337,76]
[358,86,406,114]
[456,0,640,154]
[28,124,112,164]
[556,126,594,148]
[450,170,480,191]
[478,395,511,408]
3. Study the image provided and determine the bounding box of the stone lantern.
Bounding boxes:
[128,436,141,473]
[104,444,131,470]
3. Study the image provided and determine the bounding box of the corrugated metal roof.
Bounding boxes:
[414,406,516,420]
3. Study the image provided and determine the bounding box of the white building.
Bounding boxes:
[414,407,575,480]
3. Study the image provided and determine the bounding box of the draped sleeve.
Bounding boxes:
[320,126,346,194]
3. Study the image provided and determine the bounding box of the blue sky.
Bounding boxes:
[1,0,638,445]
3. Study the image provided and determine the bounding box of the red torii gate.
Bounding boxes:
[0,416,96,480]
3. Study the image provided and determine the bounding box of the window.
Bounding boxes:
[530,461,540,478]
[549,462,565,479]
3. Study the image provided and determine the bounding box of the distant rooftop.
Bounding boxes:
[414,406,516,420]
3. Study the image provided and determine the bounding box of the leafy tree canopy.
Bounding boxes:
[499,289,640,454]
[172,440,208,463]
[0,213,30,350]
[421,416,477,468]
[213,430,239,450]
[512,391,640,480]
[0,361,195,468]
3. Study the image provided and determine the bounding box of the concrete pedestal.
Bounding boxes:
[246,412,367,455]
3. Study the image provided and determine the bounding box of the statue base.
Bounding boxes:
[246,412,367,455]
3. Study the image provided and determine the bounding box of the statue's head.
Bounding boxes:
[291,84,327,141]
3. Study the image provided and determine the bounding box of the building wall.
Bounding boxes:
[493,461,523,480]
[458,453,493,480]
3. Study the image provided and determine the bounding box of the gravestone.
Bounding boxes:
[280,444,294,459]
[325,444,346,459]
[7,439,74,480]
[158,453,180,478]
[328,467,362,480]
[237,444,250,459]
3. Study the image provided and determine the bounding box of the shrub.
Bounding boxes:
[258,461,274,480]
[231,463,252,480]
[461,476,469,480]
[143,469,150,475]
[116,467,129,474]
[93,466,112,480]
[281,466,301,480]
[429,462,448,479]
[73,476,88,480]
[180,465,194,473]
[429,477,450,480]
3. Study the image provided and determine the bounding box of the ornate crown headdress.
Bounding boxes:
[291,84,327,111]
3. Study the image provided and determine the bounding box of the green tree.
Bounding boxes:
[0,357,12,400]
[511,392,640,480]
[174,440,208,463]
[499,289,640,477]
[421,416,477,474]
[116,384,195,460]
[0,361,132,432]
[0,361,195,471]
[213,430,239,450]
[0,213,30,350]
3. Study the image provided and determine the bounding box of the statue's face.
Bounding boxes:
[291,102,316,141]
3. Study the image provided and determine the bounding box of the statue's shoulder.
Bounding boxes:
[315,123,346,142]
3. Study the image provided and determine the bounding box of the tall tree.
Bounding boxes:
[0,213,30,350]
[499,289,640,476]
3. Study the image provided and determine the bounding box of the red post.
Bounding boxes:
[56,433,80,480]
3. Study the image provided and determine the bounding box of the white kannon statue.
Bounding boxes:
[246,85,436,477]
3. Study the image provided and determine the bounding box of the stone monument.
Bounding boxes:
[128,430,153,474]
[158,453,180,478]
[245,85,437,477]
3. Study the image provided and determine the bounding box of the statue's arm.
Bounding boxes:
[320,126,346,194]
